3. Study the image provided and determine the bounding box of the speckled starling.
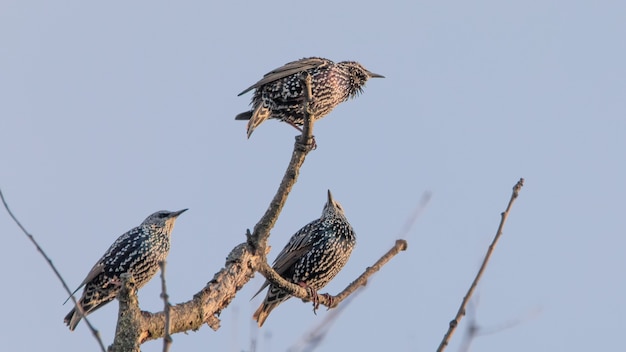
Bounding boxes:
[252,190,356,327]
[63,209,187,331]
[235,57,384,138]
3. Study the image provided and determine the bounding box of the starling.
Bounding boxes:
[252,190,356,327]
[235,57,384,138]
[63,209,187,331]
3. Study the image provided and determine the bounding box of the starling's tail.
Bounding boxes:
[235,106,271,138]
[253,285,292,327]
[234,111,252,121]
[253,300,280,327]
[64,307,81,331]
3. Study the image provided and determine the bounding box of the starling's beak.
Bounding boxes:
[327,189,334,203]
[367,71,385,78]
[171,208,188,218]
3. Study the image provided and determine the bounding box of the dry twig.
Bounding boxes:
[0,188,106,352]
[436,178,525,352]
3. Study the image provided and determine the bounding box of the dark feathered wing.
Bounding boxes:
[252,221,318,299]
[237,57,330,96]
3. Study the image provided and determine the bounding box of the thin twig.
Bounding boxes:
[160,261,172,352]
[257,239,408,309]
[0,188,106,352]
[436,178,525,352]
[332,239,408,305]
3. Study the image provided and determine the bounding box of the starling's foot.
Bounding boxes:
[310,136,318,150]
[289,121,316,150]
[309,288,320,314]
[298,282,321,314]
[295,135,317,151]
[321,293,334,310]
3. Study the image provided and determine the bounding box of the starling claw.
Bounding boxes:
[322,293,334,310]
[295,134,317,150]
[309,136,318,150]
[298,282,321,314]
[310,288,320,314]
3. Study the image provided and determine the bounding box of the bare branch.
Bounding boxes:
[137,243,256,342]
[159,261,172,352]
[0,188,106,352]
[436,178,525,352]
[332,239,407,305]
[256,239,408,309]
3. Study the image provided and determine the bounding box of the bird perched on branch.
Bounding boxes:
[63,209,187,331]
[236,57,384,138]
[253,190,356,327]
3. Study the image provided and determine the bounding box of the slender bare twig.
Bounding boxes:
[332,239,407,305]
[0,188,106,352]
[257,239,408,310]
[159,261,172,352]
[436,178,525,352]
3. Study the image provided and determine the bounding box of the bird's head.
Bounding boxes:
[321,190,347,219]
[143,209,188,234]
[340,61,384,97]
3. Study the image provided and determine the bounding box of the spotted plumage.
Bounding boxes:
[235,57,384,138]
[252,190,356,327]
[63,209,187,331]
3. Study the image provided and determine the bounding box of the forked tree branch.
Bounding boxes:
[436,178,525,352]
[110,73,317,350]
[108,72,407,350]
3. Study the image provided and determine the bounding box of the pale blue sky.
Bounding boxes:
[1,1,625,351]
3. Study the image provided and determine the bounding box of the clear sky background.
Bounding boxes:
[1,1,624,351]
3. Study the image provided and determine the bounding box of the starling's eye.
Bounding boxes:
[158,213,168,218]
